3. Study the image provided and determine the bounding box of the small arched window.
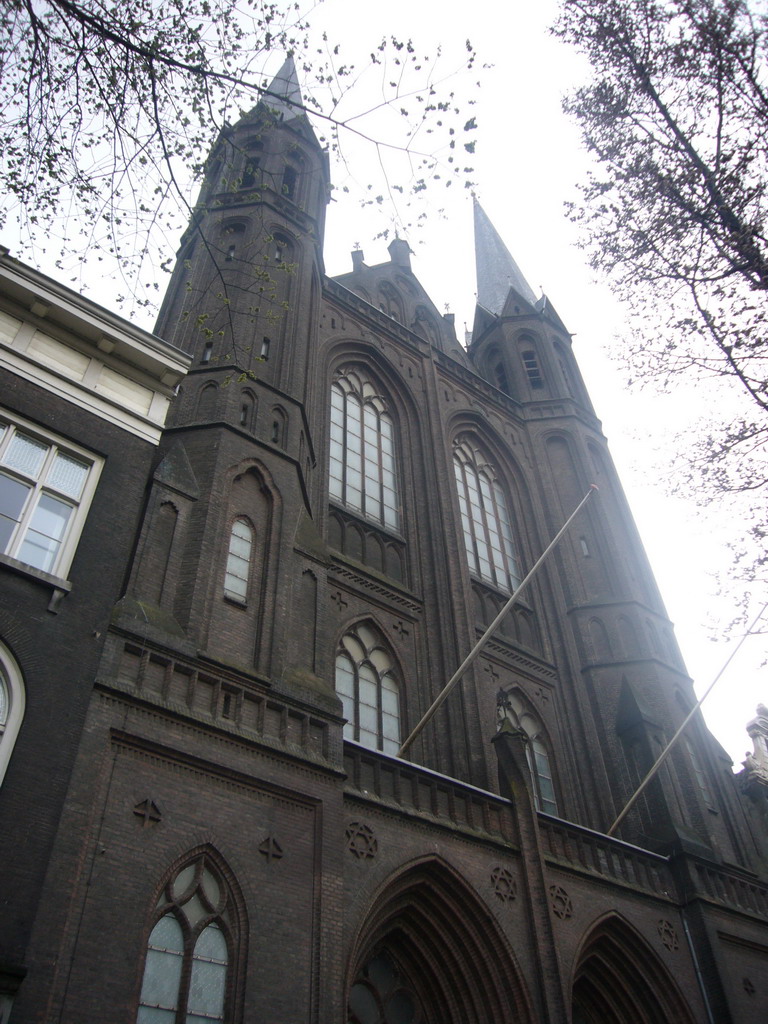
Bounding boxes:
[494,361,511,395]
[137,853,237,1024]
[220,220,247,262]
[282,164,298,199]
[329,370,399,531]
[241,139,263,188]
[336,623,401,754]
[0,643,24,786]
[239,391,256,431]
[224,518,253,601]
[453,438,521,592]
[271,233,292,265]
[521,348,544,389]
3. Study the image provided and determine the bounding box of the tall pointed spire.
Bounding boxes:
[262,55,303,122]
[474,199,537,314]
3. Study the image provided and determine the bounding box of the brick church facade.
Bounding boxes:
[1,58,768,1023]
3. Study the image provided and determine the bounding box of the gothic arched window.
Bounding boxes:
[329,370,399,531]
[137,852,239,1024]
[0,642,24,787]
[498,690,558,816]
[336,623,401,754]
[453,439,521,592]
[224,518,253,601]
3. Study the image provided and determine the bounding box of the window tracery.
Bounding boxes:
[336,622,401,754]
[497,689,558,815]
[137,853,238,1024]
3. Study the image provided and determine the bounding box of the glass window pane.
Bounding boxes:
[28,494,71,542]
[341,634,365,660]
[187,926,227,1020]
[201,868,221,909]
[171,865,196,902]
[19,495,72,572]
[194,922,227,961]
[0,473,31,551]
[359,702,377,732]
[382,713,400,744]
[47,452,89,498]
[139,917,184,1013]
[229,534,251,559]
[381,685,399,717]
[3,432,48,477]
[369,648,391,673]
[149,914,184,951]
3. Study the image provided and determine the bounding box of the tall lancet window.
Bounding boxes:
[329,370,399,531]
[224,518,253,601]
[453,439,521,592]
[336,623,401,754]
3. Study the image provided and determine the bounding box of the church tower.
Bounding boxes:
[469,201,749,859]
[124,57,332,686]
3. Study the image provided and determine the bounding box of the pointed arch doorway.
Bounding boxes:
[571,915,697,1024]
[346,858,533,1024]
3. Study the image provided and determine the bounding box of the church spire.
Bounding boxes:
[259,55,304,123]
[473,199,537,313]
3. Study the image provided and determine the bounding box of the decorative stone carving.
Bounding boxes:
[346,821,378,859]
[490,866,517,902]
[133,799,162,827]
[258,836,283,862]
[549,885,573,920]
[657,919,678,951]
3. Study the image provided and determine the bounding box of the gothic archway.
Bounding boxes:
[572,914,696,1024]
[347,858,533,1024]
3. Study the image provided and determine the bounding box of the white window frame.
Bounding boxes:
[0,410,102,581]
[0,641,25,787]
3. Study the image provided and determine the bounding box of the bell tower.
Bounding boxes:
[156,55,330,412]
[123,58,331,685]
[467,202,741,856]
